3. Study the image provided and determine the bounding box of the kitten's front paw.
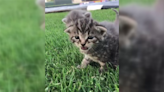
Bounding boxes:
[77,65,86,69]
[99,66,107,73]
[77,65,81,69]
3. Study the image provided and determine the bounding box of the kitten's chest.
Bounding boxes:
[86,44,110,62]
[86,50,108,63]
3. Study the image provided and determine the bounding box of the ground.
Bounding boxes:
[45,9,119,92]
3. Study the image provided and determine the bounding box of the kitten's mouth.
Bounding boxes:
[81,46,88,50]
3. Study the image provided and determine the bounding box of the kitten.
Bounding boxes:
[119,3,164,92]
[62,9,119,72]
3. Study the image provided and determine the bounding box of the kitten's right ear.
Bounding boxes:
[62,18,67,24]
[119,15,137,36]
[64,26,72,34]
[95,26,107,36]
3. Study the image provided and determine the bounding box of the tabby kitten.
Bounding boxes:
[62,9,119,72]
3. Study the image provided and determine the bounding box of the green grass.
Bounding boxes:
[45,9,119,92]
[120,0,155,6]
[0,0,44,92]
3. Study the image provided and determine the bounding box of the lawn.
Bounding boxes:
[0,0,44,92]
[45,9,119,92]
[120,0,154,6]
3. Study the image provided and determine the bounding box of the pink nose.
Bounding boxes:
[81,44,85,46]
[80,39,86,46]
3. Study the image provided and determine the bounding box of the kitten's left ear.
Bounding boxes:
[62,18,67,24]
[96,26,107,35]
[84,12,91,18]
[64,26,73,34]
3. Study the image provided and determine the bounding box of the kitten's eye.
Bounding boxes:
[88,36,94,39]
[75,36,79,39]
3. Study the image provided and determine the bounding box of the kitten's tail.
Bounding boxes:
[111,8,119,26]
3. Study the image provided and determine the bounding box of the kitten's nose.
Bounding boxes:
[81,44,85,47]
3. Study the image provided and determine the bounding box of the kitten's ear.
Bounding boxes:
[119,15,137,36]
[96,26,107,35]
[64,26,72,34]
[84,12,91,18]
[62,18,67,24]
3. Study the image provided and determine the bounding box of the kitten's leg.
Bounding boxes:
[77,56,91,69]
[98,61,106,73]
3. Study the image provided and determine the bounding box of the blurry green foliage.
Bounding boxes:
[119,0,155,6]
[0,0,44,92]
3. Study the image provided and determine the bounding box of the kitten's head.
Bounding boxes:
[62,10,92,27]
[63,17,107,53]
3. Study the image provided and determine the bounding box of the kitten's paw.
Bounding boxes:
[77,65,81,69]
[77,65,86,69]
[99,67,107,74]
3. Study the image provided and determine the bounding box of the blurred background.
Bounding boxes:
[45,0,117,7]
[0,0,44,92]
[45,0,119,13]
[119,0,164,92]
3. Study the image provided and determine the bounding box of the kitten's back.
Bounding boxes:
[100,21,118,36]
